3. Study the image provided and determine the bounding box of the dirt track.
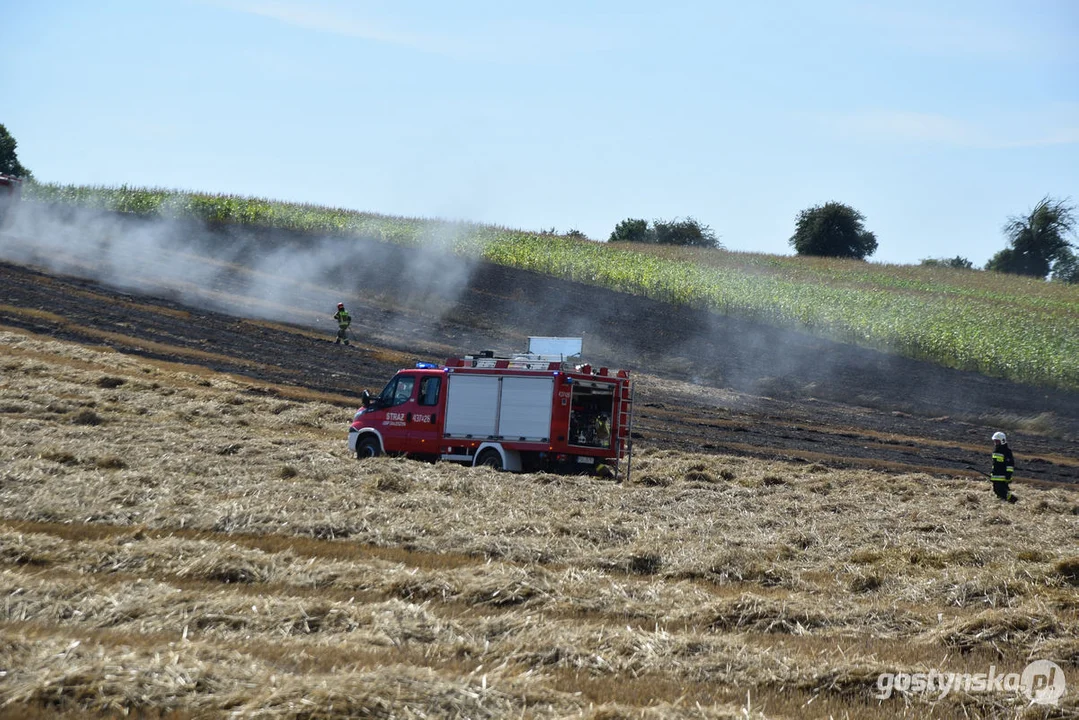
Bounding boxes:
[0,221,1076,488]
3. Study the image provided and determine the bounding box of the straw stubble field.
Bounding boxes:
[1,329,1077,718]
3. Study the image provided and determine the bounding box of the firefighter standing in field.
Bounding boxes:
[333,302,352,345]
[990,431,1018,503]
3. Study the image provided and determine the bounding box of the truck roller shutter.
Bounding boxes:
[444,375,500,438]
[499,377,554,441]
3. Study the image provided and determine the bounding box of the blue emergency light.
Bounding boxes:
[415,362,438,369]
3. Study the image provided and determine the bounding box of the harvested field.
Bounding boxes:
[1,216,1077,717]
[1,329,1077,718]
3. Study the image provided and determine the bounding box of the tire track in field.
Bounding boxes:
[0,519,784,625]
[3,520,975,650]
[0,533,973,717]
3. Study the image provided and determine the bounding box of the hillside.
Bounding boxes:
[0,214,1077,484]
[20,186,1079,391]
[0,207,1078,718]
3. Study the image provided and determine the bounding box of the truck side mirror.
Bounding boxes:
[360,390,371,407]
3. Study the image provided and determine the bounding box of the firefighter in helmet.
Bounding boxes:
[594,413,611,448]
[990,431,1017,503]
[333,302,352,345]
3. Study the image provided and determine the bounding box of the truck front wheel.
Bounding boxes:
[356,436,382,459]
[476,448,503,471]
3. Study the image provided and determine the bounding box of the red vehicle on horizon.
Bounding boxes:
[0,173,22,229]
[348,337,635,479]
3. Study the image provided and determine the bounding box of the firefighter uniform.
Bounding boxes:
[334,306,352,345]
[594,414,611,448]
[991,440,1016,502]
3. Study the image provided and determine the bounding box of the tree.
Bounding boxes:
[608,218,653,244]
[789,202,878,260]
[1051,248,1079,284]
[652,217,720,248]
[0,124,31,178]
[985,196,1076,279]
[921,255,974,270]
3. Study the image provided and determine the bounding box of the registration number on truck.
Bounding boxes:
[576,456,595,465]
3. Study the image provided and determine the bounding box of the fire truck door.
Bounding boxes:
[368,373,417,453]
[408,375,443,452]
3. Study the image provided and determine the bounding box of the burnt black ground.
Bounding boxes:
[1,222,1076,489]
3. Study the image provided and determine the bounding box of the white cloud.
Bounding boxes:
[1035,127,1079,147]
[853,4,1035,59]
[828,106,1079,149]
[843,110,990,145]
[201,0,615,63]
[211,0,452,54]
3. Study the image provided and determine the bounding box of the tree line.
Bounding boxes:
[2,122,1074,282]
[607,197,1078,283]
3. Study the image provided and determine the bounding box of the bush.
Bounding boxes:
[608,217,720,248]
[608,218,652,244]
[921,256,974,270]
[1050,249,1079,284]
[652,217,720,248]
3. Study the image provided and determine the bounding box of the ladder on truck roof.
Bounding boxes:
[463,353,572,371]
[616,378,635,482]
[458,336,583,371]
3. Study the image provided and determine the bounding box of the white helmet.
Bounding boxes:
[992,431,1007,443]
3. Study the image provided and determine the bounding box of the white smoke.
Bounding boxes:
[0,200,481,334]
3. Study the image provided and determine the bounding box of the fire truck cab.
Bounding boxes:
[348,337,634,478]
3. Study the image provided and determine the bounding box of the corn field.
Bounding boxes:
[24,182,1079,391]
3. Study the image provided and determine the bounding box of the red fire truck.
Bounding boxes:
[348,337,635,479]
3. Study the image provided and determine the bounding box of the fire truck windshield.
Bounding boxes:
[376,374,415,408]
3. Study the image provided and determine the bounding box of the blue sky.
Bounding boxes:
[3,0,1077,265]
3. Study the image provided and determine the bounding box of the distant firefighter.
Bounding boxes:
[990,431,1017,503]
[333,302,352,345]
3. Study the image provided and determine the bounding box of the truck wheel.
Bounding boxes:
[356,436,382,459]
[476,448,503,471]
